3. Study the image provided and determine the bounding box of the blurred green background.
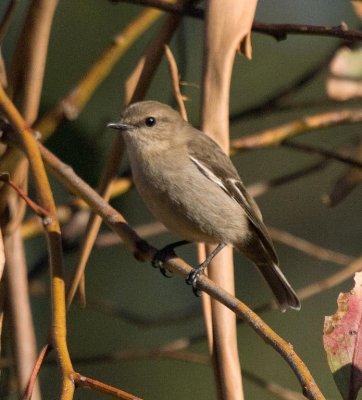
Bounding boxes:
[1,0,361,399]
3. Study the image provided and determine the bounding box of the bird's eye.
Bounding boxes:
[145,117,156,127]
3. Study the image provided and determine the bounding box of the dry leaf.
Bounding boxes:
[323,271,362,400]
[327,47,362,100]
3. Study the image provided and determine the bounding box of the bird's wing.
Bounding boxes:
[187,132,278,264]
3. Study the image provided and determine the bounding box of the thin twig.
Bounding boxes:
[5,346,306,400]
[282,140,362,169]
[23,344,51,400]
[72,373,142,400]
[164,44,188,120]
[247,159,330,198]
[297,255,362,301]
[252,21,362,42]
[267,226,354,266]
[229,46,340,122]
[231,108,362,151]
[21,176,132,240]
[0,172,50,218]
[72,348,306,400]
[112,0,362,42]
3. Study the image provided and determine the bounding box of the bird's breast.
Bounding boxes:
[127,147,247,244]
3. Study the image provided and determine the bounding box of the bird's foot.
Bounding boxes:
[151,246,175,278]
[186,266,206,297]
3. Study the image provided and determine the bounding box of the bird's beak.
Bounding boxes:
[107,121,134,131]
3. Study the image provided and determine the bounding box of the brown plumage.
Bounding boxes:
[108,101,300,311]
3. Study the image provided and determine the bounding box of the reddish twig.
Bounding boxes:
[23,344,51,400]
[0,172,50,218]
[72,372,142,400]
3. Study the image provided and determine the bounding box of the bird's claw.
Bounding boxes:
[160,267,173,278]
[152,248,175,278]
[186,268,203,297]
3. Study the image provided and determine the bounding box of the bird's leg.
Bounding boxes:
[186,243,226,295]
[152,240,190,277]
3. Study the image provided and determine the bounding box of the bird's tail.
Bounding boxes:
[258,262,300,311]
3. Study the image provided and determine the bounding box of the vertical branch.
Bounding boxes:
[4,230,42,400]
[9,0,59,124]
[0,229,5,349]
[0,87,74,399]
[200,1,258,399]
[164,44,188,121]
[4,4,58,396]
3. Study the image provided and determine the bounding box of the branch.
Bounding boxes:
[0,172,50,218]
[282,140,362,169]
[9,0,59,124]
[231,108,362,151]
[4,230,42,399]
[111,0,362,42]
[164,44,188,120]
[1,117,326,397]
[267,226,354,267]
[0,87,74,399]
[33,143,324,399]
[229,46,340,122]
[72,373,142,400]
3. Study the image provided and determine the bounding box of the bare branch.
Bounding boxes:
[111,0,362,42]
[33,142,325,399]
[72,373,142,400]
[282,140,362,169]
[164,45,188,120]
[9,0,59,124]
[231,108,362,151]
[4,230,42,399]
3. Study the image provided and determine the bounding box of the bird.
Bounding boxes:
[107,100,300,311]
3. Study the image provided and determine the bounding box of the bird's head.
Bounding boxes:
[107,101,187,149]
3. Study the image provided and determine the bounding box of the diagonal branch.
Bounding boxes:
[231,108,362,151]
[0,86,74,399]
[33,142,325,400]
